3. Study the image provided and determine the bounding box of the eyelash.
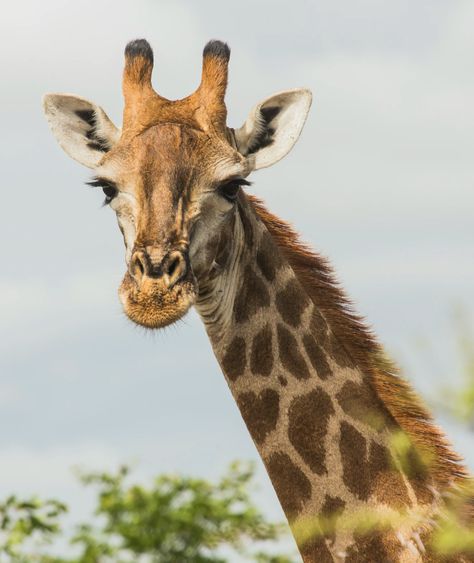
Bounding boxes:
[87,178,118,205]
[218,178,251,202]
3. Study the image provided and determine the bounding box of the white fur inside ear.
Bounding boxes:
[235,88,312,170]
[42,94,120,168]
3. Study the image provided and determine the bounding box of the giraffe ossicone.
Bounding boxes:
[43,39,473,562]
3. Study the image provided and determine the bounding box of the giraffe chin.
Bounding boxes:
[119,273,196,329]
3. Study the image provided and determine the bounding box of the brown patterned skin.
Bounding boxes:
[288,388,335,475]
[266,452,312,519]
[302,334,332,379]
[339,421,372,500]
[321,495,346,544]
[300,537,335,563]
[344,532,395,562]
[277,323,311,380]
[276,278,311,327]
[256,231,280,282]
[233,265,271,323]
[237,389,280,445]
[250,324,274,376]
[221,336,246,381]
[336,378,387,431]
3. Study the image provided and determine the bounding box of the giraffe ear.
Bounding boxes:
[42,94,120,168]
[234,89,312,170]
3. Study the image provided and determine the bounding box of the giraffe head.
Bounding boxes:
[43,39,312,328]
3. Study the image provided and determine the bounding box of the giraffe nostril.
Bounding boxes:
[136,258,145,275]
[130,248,187,286]
[130,251,147,282]
[167,256,180,278]
[165,251,187,287]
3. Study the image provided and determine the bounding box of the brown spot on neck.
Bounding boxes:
[327,333,354,368]
[266,452,312,520]
[345,532,394,562]
[250,323,274,376]
[369,441,412,509]
[237,198,255,249]
[237,389,279,445]
[300,537,335,562]
[256,231,282,282]
[277,324,310,380]
[233,265,270,323]
[321,495,346,544]
[288,388,335,475]
[278,375,288,386]
[303,334,332,380]
[221,336,246,381]
[339,421,370,500]
[336,378,390,431]
[276,278,311,327]
[311,309,330,348]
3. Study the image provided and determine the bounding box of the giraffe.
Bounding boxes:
[43,39,473,561]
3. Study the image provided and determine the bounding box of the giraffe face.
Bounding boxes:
[93,122,248,328]
[43,39,312,329]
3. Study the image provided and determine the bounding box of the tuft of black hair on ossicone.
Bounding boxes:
[125,39,154,63]
[203,40,230,61]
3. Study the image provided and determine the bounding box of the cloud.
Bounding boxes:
[0,272,119,358]
[0,443,120,497]
[340,244,474,290]
[261,14,474,224]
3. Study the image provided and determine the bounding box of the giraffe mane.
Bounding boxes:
[249,194,469,488]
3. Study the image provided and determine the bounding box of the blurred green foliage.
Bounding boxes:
[0,462,294,563]
[0,496,67,562]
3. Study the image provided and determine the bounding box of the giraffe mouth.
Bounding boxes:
[119,272,196,329]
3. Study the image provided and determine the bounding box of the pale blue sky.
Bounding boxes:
[0,0,473,549]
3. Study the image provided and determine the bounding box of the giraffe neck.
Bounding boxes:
[195,195,464,562]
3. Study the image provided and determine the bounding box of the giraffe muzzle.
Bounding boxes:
[119,247,196,329]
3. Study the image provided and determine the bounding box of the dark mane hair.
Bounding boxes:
[249,195,468,488]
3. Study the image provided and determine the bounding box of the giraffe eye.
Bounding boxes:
[218,178,251,202]
[102,185,118,204]
[86,177,118,205]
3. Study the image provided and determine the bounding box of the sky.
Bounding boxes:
[0,0,473,552]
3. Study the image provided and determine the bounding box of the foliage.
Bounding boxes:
[69,462,292,563]
[0,495,67,562]
[0,463,294,563]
